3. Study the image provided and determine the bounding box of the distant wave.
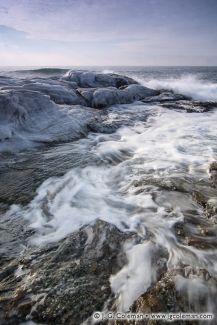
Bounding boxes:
[139,75,217,101]
[15,68,70,74]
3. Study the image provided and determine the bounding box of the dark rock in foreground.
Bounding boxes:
[130,267,217,325]
[209,161,217,187]
[0,220,136,325]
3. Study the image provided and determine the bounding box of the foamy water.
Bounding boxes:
[137,74,217,101]
[9,105,215,241]
[7,99,217,312]
[2,67,217,315]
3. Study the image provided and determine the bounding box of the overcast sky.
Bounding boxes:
[0,0,217,66]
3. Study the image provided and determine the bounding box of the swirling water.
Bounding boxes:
[1,66,217,318]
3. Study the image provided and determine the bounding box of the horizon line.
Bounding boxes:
[1,65,217,68]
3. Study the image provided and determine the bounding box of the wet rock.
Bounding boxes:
[0,212,32,258]
[123,84,159,102]
[0,71,161,152]
[0,220,136,325]
[2,77,85,106]
[160,100,217,113]
[63,71,137,88]
[142,91,190,103]
[78,87,96,104]
[192,190,217,222]
[173,188,217,249]
[79,84,159,109]
[206,198,217,222]
[21,82,87,106]
[209,161,217,187]
[0,89,99,152]
[91,87,121,108]
[0,76,20,89]
[131,267,217,324]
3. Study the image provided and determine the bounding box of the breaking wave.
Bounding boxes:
[140,74,217,101]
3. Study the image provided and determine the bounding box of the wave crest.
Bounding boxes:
[141,74,217,101]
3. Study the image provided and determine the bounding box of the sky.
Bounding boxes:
[0,0,217,66]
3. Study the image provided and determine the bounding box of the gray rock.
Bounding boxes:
[63,70,137,88]
[161,99,217,113]
[124,84,159,101]
[21,82,87,106]
[209,161,217,187]
[0,90,98,152]
[92,87,121,108]
[79,84,159,109]
[130,267,217,324]
[143,91,190,103]
[0,220,135,325]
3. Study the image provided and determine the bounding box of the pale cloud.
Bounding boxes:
[0,0,142,42]
[0,0,216,66]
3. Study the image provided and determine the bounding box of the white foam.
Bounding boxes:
[102,69,115,74]
[110,241,155,311]
[141,74,217,101]
[6,102,217,311]
[11,165,158,245]
[8,104,216,248]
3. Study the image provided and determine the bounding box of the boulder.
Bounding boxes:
[63,70,137,88]
[78,84,159,109]
[0,90,98,152]
[124,84,159,101]
[92,87,121,108]
[21,82,87,106]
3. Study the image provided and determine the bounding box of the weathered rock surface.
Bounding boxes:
[160,100,217,113]
[63,71,137,88]
[0,71,161,152]
[131,267,217,325]
[209,161,217,187]
[79,84,159,109]
[0,89,99,151]
[142,91,190,103]
[0,220,136,325]
[173,173,217,249]
[21,83,87,106]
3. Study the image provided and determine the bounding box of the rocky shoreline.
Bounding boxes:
[0,160,216,325]
[0,70,217,324]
